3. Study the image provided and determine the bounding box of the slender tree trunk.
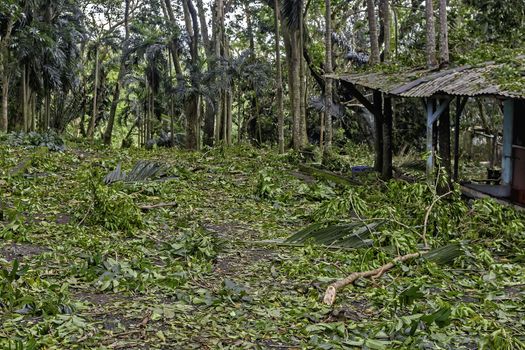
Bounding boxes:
[88,47,99,140]
[214,0,225,144]
[324,0,333,151]
[197,0,216,146]
[103,0,130,146]
[291,31,302,150]
[1,76,8,133]
[299,1,307,147]
[439,0,449,66]
[31,92,36,131]
[223,33,232,145]
[245,3,259,144]
[367,0,380,65]
[425,0,438,68]
[380,0,391,63]
[274,0,285,154]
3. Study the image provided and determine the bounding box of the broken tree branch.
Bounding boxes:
[323,252,422,306]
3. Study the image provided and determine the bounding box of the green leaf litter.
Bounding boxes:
[0,143,524,349]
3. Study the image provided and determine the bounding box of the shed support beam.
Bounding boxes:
[502,99,514,186]
[426,97,453,177]
[453,97,468,181]
[382,95,393,180]
[341,81,378,115]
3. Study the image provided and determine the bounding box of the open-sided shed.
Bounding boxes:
[330,58,525,205]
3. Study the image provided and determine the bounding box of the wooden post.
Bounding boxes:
[453,97,468,182]
[373,90,384,173]
[439,104,451,179]
[502,99,515,186]
[382,94,393,180]
[426,99,435,176]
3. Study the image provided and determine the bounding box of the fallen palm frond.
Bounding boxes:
[104,161,166,184]
[285,221,382,249]
[323,243,463,306]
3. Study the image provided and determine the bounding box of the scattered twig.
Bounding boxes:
[323,252,422,306]
[422,191,453,249]
[139,202,178,211]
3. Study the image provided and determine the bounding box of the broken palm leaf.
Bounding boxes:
[422,242,463,265]
[286,221,382,248]
[104,161,166,184]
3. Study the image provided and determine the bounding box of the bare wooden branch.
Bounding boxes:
[323,252,422,306]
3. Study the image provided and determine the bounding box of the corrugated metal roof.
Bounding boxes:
[329,59,525,100]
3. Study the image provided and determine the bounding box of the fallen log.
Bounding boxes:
[139,202,178,211]
[323,252,422,306]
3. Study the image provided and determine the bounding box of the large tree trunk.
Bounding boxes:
[367,0,380,65]
[425,0,438,68]
[182,0,201,150]
[197,0,216,146]
[439,0,449,66]
[274,0,285,154]
[324,0,333,151]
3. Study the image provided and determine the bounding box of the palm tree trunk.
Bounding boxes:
[274,0,285,154]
